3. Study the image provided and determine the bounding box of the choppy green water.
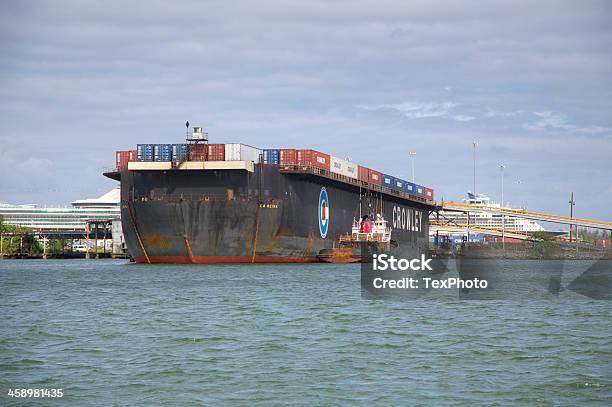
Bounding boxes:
[1,259,610,406]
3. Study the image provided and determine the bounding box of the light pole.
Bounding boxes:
[409,151,417,183]
[473,141,478,195]
[569,192,575,242]
[499,164,506,250]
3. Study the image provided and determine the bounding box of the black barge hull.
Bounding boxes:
[113,164,432,263]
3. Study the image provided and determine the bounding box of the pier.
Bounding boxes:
[432,201,612,244]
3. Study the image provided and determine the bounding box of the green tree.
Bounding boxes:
[531,231,555,241]
[1,215,42,255]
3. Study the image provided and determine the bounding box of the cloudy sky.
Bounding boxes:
[1,0,611,224]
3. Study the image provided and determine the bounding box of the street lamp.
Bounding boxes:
[569,192,575,242]
[409,151,417,183]
[499,164,506,250]
[473,141,478,195]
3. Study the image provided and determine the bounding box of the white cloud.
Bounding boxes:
[575,125,612,135]
[360,101,476,122]
[523,111,612,135]
[524,111,574,131]
[485,108,523,118]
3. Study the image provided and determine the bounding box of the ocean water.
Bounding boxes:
[0,259,610,406]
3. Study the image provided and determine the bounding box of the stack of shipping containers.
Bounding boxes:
[263,149,280,164]
[280,149,297,165]
[207,144,225,161]
[171,144,188,162]
[153,144,172,162]
[225,144,262,163]
[296,149,330,170]
[136,144,154,161]
[116,150,137,170]
[122,143,435,202]
[330,156,358,179]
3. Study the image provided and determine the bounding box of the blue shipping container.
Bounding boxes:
[404,181,416,195]
[381,174,394,188]
[394,178,404,190]
[154,144,172,161]
[137,144,154,161]
[263,149,280,164]
[414,184,425,197]
[172,144,188,162]
[469,234,484,243]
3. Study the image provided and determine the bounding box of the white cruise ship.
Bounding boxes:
[431,192,545,234]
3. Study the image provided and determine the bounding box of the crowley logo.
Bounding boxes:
[318,187,329,238]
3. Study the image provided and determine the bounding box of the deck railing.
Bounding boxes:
[278,164,431,205]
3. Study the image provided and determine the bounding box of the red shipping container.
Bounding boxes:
[188,144,208,161]
[425,187,434,201]
[358,166,369,182]
[128,150,137,162]
[280,149,297,165]
[369,170,382,185]
[207,144,225,161]
[296,149,331,170]
[116,151,130,170]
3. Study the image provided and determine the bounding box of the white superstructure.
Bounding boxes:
[432,192,545,233]
[0,187,120,232]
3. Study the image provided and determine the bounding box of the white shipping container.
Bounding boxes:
[330,156,358,179]
[224,143,263,163]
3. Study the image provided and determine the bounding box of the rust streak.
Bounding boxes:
[126,201,151,264]
[251,204,261,263]
[183,235,194,263]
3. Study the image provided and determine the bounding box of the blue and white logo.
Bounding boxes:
[318,187,329,238]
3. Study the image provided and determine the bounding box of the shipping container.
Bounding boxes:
[153,144,172,162]
[207,144,225,161]
[330,156,358,179]
[424,187,434,201]
[381,174,394,188]
[369,170,382,185]
[225,143,262,163]
[414,184,425,198]
[358,166,369,182]
[394,178,405,191]
[263,149,280,164]
[404,181,416,195]
[358,166,382,185]
[188,144,208,161]
[116,151,130,170]
[280,149,297,165]
[172,144,188,162]
[137,144,154,161]
[296,149,331,171]
[468,234,484,243]
[128,150,137,162]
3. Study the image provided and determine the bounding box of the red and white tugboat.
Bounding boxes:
[317,214,397,263]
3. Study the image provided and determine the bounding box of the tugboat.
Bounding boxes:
[317,213,397,263]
